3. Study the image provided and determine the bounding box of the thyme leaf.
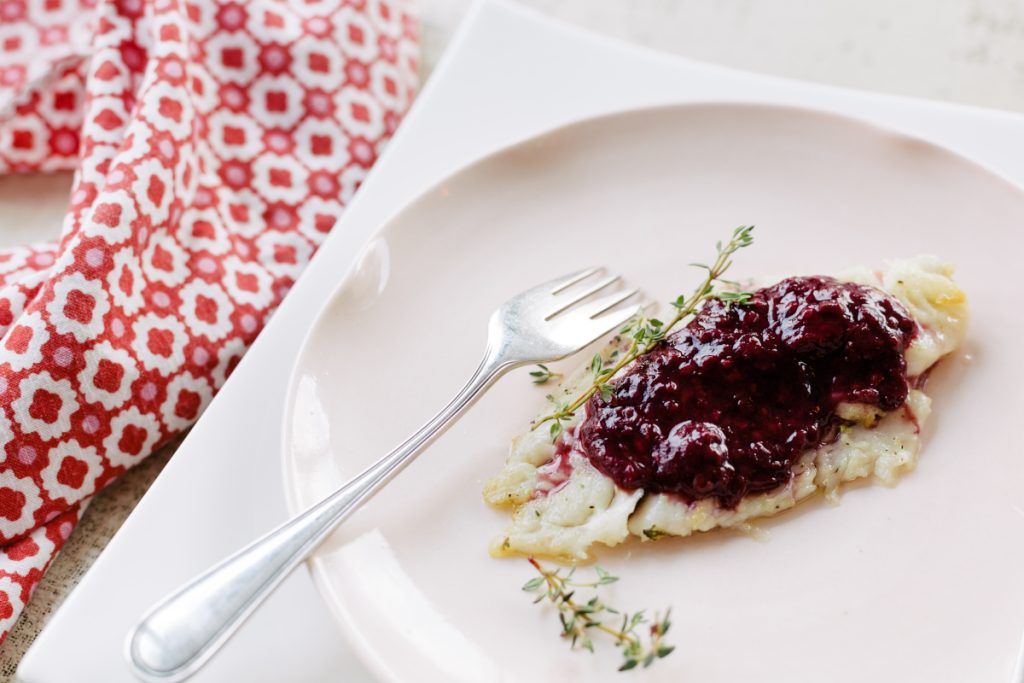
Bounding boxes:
[529,364,562,385]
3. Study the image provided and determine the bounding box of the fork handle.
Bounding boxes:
[126,347,513,683]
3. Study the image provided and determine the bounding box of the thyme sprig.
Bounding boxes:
[531,225,755,440]
[524,557,674,672]
[528,364,562,385]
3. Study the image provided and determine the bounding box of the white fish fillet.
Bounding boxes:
[483,256,969,560]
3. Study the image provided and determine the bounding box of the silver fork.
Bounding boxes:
[126,268,642,682]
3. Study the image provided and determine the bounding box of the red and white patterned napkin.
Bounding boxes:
[0,0,417,644]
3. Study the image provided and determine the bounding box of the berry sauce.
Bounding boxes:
[577,276,918,508]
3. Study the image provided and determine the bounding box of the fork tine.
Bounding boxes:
[588,301,643,336]
[553,291,645,348]
[545,274,621,319]
[571,287,641,320]
[549,267,601,295]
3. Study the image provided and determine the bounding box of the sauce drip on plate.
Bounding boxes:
[577,276,917,508]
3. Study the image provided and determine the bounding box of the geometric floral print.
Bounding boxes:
[0,0,417,644]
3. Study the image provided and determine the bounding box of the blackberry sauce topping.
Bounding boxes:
[577,276,917,508]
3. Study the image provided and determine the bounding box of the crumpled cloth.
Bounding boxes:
[0,0,417,643]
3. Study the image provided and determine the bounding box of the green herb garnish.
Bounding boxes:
[532,225,755,440]
[528,363,562,385]
[523,557,674,672]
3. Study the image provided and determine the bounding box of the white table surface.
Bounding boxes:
[17,1,1024,681]
[420,0,1024,114]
